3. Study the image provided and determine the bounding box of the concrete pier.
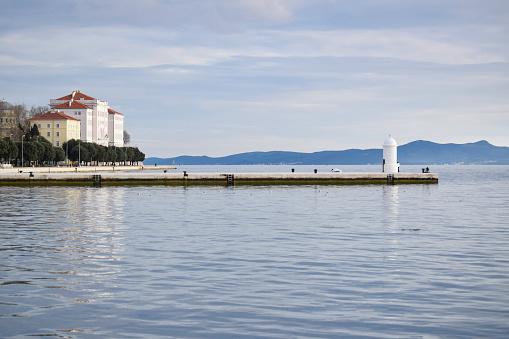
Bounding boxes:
[0,171,438,186]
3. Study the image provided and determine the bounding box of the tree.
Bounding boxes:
[123,130,131,146]
[125,147,134,165]
[106,146,117,164]
[26,123,41,142]
[96,144,107,164]
[54,147,65,163]
[9,140,19,161]
[29,105,49,118]
[11,104,28,141]
[34,142,45,165]
[87,142,101,165]
[132,147,145,163]
[17,141,40,165]
[40,141,56,165]
[116,146,126,165]
[0,138,10,162]
[69,144,89,164]
[62,139,79,158]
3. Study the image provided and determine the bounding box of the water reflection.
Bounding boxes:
[63,186,127,226]
[0,186,129,331]
[382,185,399,228]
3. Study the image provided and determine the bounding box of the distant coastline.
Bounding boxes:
[145,140,509,166]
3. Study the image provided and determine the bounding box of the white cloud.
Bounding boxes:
[2,22,505,71]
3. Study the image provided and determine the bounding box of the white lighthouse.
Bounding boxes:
[382,136,400,173]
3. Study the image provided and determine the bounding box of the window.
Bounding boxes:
[56,141,60,146]
[78,112,81,115]
[56,132,60,137]
[47,132,50,137]
[38,124,41,128]
[47,124,50,128]
[56,123,60,128]
[0,118,3,123]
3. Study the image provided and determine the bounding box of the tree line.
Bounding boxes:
[62,139,145,165]
[0,124,145,166]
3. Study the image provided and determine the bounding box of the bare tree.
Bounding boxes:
[11,104,29,141]
[29,105,49,118]
[123,130,131,146]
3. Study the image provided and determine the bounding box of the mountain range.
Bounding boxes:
[145,140,509,165]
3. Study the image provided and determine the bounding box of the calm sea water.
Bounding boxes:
[1,165,508,338]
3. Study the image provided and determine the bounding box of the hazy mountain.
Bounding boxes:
[145,140,509,165]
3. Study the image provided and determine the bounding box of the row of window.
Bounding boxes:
[38,123,61,128]
[0,118,14,124]
[45,131,79,137]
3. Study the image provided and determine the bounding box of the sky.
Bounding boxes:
[0,0,508,158]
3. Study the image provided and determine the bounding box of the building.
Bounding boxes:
[49,91,124,147]
[0,102,16,139]
[108,108,124,147]
[30,111,81,147]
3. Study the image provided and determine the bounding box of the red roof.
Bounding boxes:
[108,108,124,115]
[55,91,96,101]
[30,111,80,121]
[53,100,92,110]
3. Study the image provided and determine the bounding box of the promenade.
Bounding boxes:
[0,164,176,174]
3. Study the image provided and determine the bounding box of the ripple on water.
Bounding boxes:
[1,166,509,338]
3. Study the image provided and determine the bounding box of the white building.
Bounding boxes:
[108,108,124,147]
[49,91,124,147]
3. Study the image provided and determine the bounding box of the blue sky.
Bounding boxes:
[1,0,508,157]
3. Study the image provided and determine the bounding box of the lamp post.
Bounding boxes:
[78,139,81,167]
[9,134,12,164]
[21,135,24,167]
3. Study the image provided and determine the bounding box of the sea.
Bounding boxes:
[1,165,508,338]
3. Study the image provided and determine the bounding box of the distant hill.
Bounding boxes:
[145,140,509,165]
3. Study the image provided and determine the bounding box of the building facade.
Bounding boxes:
[0,107,16,139]
[30,111,81,147]
[108,108,124,147]
[49,91,124,147]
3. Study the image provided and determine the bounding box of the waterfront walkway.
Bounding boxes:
[0,164,176,174]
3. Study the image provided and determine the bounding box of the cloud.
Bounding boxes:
[1,22,505,71]
[1,0,300,33]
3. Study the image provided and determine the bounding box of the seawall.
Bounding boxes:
[0,171,438,186]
